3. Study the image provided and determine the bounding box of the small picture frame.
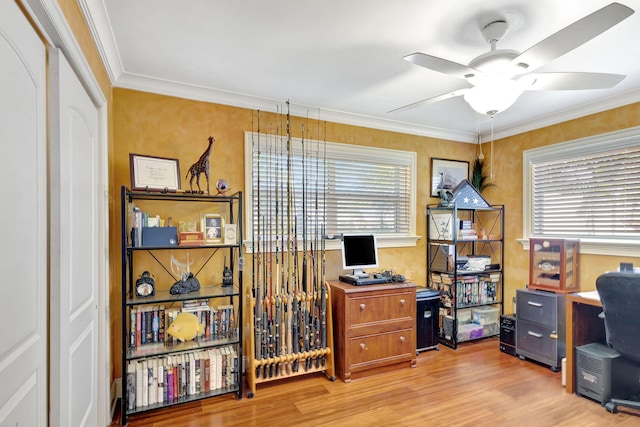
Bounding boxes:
[224,223,237,245]
[202,214,224,244]
[430,158,469,197]
[130,153,181,192]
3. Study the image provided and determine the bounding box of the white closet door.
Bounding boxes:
[0,1,48,426]
[48,48,100,427]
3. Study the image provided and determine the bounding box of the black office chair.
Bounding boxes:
[596,272,640,414]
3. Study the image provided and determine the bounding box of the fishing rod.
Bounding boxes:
[254,111,263,378]
[320,120,328,367]
[285,101,295,374]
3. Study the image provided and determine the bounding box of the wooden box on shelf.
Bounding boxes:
[529,238,579,293]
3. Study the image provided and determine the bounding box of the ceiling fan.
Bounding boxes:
[390,2,634,117]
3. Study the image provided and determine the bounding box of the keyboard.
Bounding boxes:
[339,275,392,286]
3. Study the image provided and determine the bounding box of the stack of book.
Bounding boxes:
[129,299,237,349]
[125,345,238,411]
[166,300,237,347]
[429,271,501,308]
[458,220,477,240]
[129,306,166,348]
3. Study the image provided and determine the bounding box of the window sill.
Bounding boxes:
[243,235,420,253]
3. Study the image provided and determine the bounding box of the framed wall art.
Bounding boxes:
[201,213,224,244]
[430,158,469,197]
[130,153,181,192]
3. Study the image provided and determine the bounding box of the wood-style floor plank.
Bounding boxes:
[113,338,640,426]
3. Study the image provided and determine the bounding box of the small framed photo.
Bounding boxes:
[223,223,237,245]
[430,158,469,197]
[201,214,224,244]
[130,153,181,192]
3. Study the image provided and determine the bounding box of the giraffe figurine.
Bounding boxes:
[186,136,215,194]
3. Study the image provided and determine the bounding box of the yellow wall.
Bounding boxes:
[111,88,475,374]
[488,103,640,309]
[111,88,640,378]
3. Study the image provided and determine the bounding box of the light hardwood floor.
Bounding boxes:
[114,337,640,426]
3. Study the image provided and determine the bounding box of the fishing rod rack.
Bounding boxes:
[245,287,335,397]
[245,106,335,397]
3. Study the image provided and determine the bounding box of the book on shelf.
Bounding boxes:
[130,309,137,349]
[166,356,173,404]
[182,298,210,312]
[141,359,148,407]
[148,358,156,406]
[157,362,164,406]
[136,360,144,409]
[126,361,137,412]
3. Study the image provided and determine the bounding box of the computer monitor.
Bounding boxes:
[341,234,378,277]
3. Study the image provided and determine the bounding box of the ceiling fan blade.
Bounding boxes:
[511,3,634,73]
[387,88,469,114]
[403,53,478,80]
[520,72,626,90]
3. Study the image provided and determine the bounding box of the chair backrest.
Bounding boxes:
[596,272,640,365]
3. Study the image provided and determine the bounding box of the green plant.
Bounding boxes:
[471,158,495,193]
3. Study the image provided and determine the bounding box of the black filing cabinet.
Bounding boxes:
[417,288,440,352]
[516,288,565,371]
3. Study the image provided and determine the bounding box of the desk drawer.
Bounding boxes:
[347,328,414,368]
[517,289,558,326]
[347,291,414,327]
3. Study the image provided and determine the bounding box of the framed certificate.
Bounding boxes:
[130,153,181,192]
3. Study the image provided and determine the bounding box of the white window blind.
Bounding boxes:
[523,126,640,255]
[244,132,416,246]
[532,148,640,238]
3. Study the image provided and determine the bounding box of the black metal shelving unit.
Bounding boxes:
[120,186,243,424]
[426,204,504,349]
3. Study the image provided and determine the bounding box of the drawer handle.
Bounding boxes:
[360,343,368,350]
[399,336,405,342]
[400,299,406,305]
[527,301,543,307]
[527,331,543,338]
[360,303,366,310]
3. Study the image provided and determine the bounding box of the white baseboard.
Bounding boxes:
[110,377,121,420]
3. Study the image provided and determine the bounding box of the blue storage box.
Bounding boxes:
[141,226,178,247]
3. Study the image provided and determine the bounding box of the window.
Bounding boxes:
[244,132,417,251]
[523,126,640,256]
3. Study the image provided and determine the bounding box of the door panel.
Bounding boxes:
[0,2,48,426]
[49,48,99,427]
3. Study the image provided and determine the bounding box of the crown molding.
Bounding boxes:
[115,72,479,143]
[486,89,640,141]
[77,0,122,85]
[79,0,640,144]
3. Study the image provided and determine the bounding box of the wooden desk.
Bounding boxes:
[565,293,604,394]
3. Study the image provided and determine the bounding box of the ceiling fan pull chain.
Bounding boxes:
[490,117,494,180]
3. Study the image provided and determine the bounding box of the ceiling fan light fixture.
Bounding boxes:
[463,78,524,117]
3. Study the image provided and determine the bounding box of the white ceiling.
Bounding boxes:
[83,0,640,143]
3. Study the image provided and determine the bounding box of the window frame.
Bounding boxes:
[243,131,419,253]
[521,126,640,256]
